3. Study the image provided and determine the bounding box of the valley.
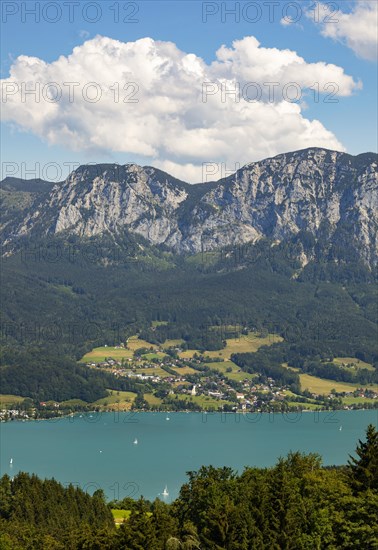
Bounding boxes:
[1,149,377,419]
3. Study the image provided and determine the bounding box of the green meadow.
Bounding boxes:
[80,346,133,363]
[111,509,131,526]
[332,357,374,372]
[204,360,257,382]
[92,390,137,411]
[299,374,378,395]
[179,331,281,361]
[0,394,28,409]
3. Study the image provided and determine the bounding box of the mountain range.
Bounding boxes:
[2,148,377,269]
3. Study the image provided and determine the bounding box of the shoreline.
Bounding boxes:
[3,404,378,423]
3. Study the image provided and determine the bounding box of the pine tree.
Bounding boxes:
[348,424,378,491]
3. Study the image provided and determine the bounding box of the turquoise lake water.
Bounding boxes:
[1,410,377,502]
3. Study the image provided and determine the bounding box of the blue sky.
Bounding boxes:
[1,1,377,182]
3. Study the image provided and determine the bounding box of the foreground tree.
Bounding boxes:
[348,423,378,491]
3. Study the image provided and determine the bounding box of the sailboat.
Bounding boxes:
[162,485,169,497]
[9,458,13,465]
[133,438,138,445]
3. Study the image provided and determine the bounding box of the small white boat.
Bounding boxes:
[133,438,138,445]
[162,485,169,497]
[339,426,342,431]
[10,458,13,465]
[166,416,170,421]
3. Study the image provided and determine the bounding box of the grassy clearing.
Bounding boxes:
[207,332,283,359]
[112,509,131,525]
[92,390,136,411]
[80,335,161,363]
[151,321,168,327]
[80,346,133,363]
[161,339,185,349]
[127,336,158,352]
[204,361,256,382]
[0,394,28,408]
[341,397,377,405]
[332,357,374,371]
[179,332,281,361]
[300,374,378,395]
[171,366,198,375]
[144,393,163,406]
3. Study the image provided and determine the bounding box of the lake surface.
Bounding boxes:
[1,410,377,502]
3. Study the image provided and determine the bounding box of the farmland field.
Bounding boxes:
[300,374,378,395]
[179,332,281,361]
[80,346,133,363]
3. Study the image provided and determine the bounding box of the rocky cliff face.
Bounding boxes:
[2,148,377,267]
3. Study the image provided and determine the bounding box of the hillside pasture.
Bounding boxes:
[127,336,158,352]
[178,331,281,361]
[204,361,257,381]
[300,374,378,395]
[332,357,374,372]
[80,346,133,363]
[92,390,137,411]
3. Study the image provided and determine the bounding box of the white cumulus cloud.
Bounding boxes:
[1,35,360,182]
[307,1,378,61]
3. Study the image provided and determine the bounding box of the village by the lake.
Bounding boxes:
[2,328,377,422]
